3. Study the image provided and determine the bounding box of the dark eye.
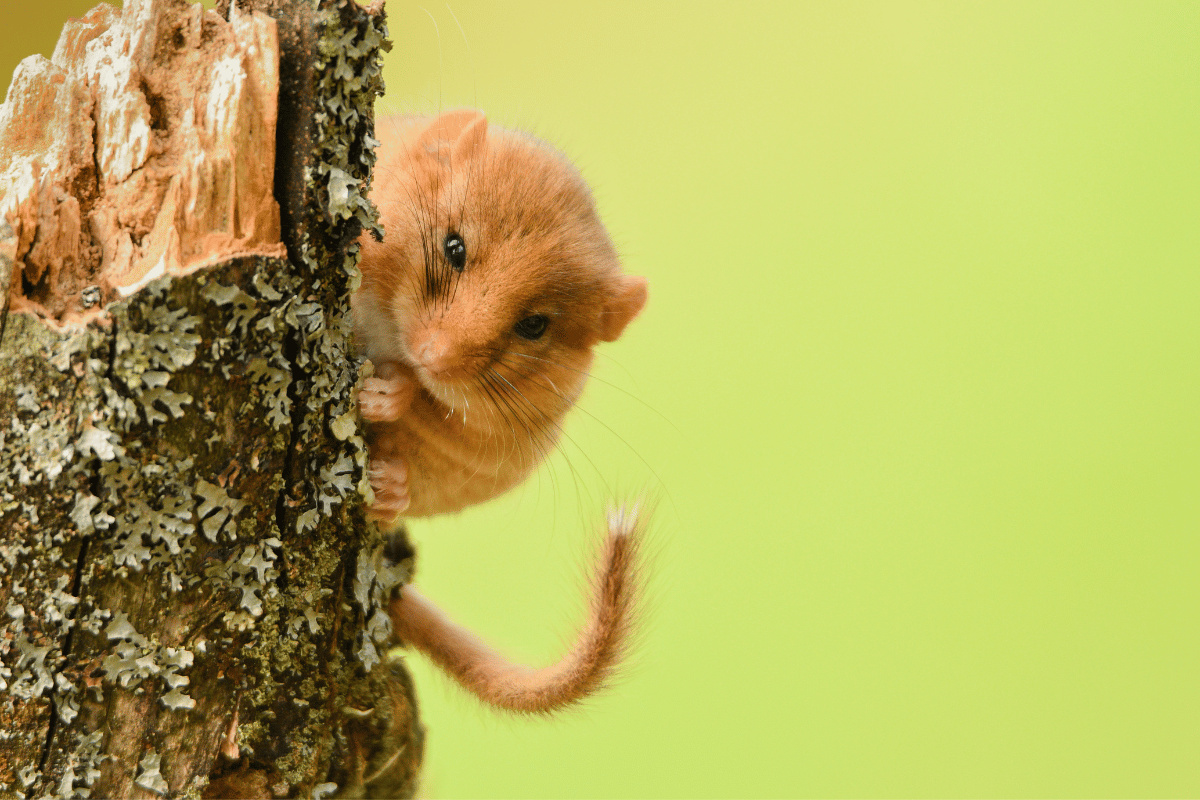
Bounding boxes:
[514,314,549,340]
[443,231,466,271]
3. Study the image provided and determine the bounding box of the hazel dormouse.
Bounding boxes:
[353,110,648,713]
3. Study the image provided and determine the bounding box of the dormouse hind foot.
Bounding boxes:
[368,457,410,518]
[359,362,416,423]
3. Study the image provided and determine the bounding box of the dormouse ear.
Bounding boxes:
[416,108,488,161]
[599,275,648,342]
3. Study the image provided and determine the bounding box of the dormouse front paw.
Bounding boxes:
[359,362,416,423]
[369,456,411,518]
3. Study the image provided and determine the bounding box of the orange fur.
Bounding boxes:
[355,110,649,713]
[355,110,647,518]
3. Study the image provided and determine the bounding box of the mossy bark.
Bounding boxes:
[0,1,423,797]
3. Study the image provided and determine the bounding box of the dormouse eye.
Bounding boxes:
[443,232,466,271]
[514,314,549,340]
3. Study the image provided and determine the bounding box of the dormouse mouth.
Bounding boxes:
[407,358,477,414]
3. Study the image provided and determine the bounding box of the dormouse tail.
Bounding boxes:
[388,507,643,714]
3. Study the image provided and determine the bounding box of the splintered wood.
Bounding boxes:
[0,0,285,324]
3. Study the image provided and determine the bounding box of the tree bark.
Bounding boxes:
[0,1,423,797]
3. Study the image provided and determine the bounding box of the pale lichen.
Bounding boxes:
[133,750,169,795]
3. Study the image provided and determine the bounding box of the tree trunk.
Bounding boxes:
[0,0,423,797]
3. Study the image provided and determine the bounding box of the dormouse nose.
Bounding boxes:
[412,328,453,377]
[410,314,496,382]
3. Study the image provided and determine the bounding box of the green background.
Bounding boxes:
[5,2,1198,797]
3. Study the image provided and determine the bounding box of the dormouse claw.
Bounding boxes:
[368,457,410,518]
[359,368,415,423]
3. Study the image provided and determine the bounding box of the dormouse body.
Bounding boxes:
[354,109,647,519]
[352,110,649,715]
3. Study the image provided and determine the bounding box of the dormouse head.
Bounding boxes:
[361,109,648,431]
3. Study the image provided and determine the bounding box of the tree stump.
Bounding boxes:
[0,0,423,796]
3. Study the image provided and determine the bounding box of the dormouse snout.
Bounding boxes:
[409,326,485,384]
[411,328,453,378]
